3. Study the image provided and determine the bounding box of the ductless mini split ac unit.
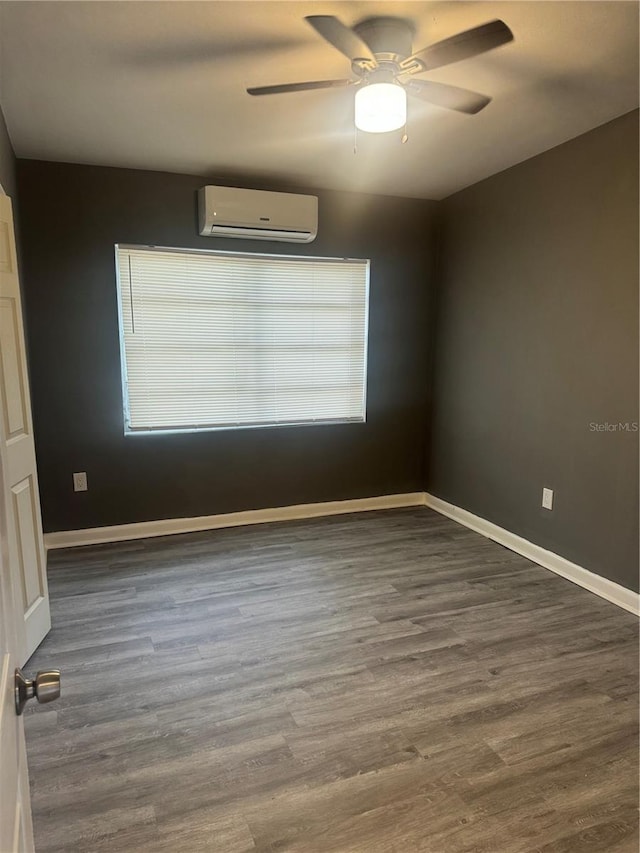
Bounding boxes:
[198,186,318,243]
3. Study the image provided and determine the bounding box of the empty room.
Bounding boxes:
[0,1,638,851]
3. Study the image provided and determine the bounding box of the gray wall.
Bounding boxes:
[428,110,639,592]
[17,160,438,533]
[0,104,16,200]
[0,108,16,199]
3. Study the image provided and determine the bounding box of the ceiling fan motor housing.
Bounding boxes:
[353,17,415,64]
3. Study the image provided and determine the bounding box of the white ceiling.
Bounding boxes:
[0,1,638,200]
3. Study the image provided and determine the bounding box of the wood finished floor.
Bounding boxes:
[24,508,638,853]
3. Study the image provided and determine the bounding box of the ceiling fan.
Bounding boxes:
[247,16,514,133]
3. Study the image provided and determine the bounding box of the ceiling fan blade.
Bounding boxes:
[305,16,376,65]
[247,79,354,96]
[401,20,513,73]
[406,79,491,114]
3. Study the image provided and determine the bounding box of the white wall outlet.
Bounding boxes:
[73,472,88,492]
[542,487,553,510]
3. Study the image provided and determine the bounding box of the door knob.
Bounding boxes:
[15,668,61,715]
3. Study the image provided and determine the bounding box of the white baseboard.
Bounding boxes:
[424,493,639,617]
[43,492,426,550]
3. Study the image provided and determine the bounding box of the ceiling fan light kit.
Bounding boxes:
[355,82,407,133]
[247,15,514,136]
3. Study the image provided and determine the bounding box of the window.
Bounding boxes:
[116,245,369,433]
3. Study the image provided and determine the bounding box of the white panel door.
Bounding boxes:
[0,192,50,663]
[0,489,35,852]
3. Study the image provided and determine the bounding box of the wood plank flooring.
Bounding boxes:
[24,508,638,852]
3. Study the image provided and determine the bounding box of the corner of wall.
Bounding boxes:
[421,204,446,492]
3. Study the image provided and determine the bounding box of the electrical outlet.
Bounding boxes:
[542,487,553,510]
[73,472,88,492]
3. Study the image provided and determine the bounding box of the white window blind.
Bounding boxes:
[116,246,369,432]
